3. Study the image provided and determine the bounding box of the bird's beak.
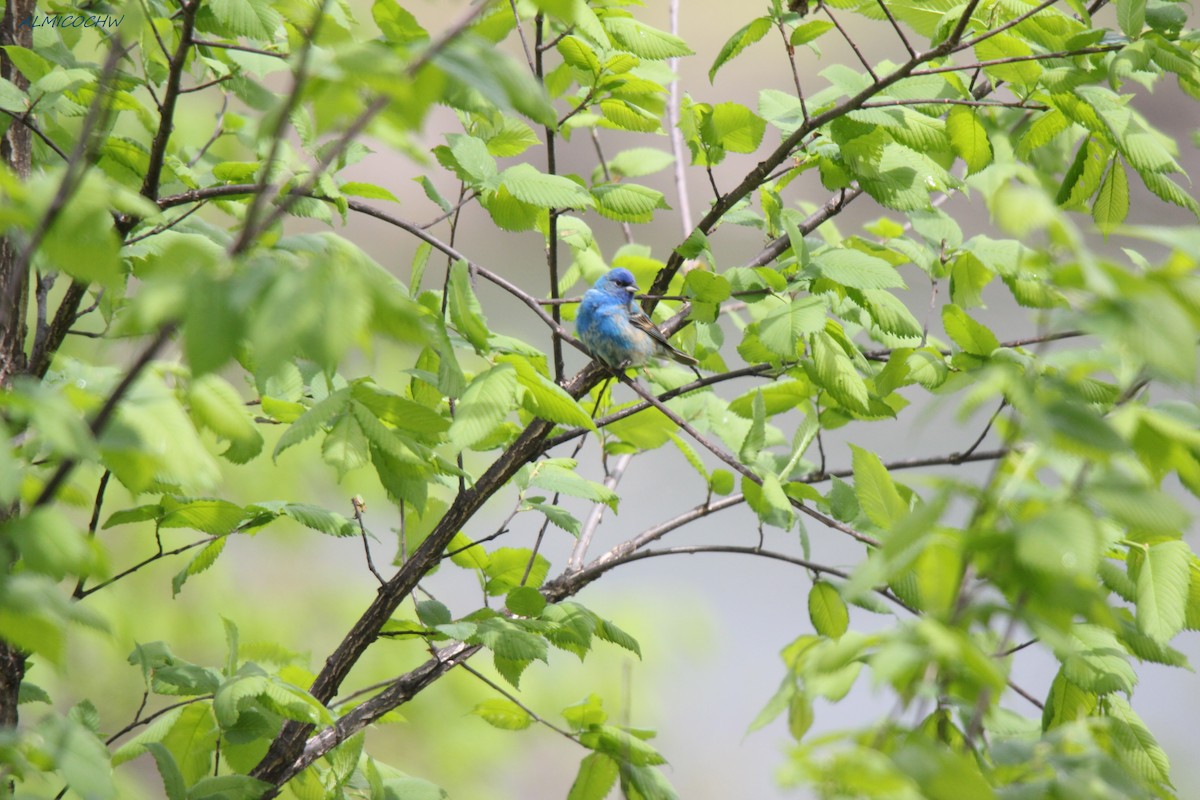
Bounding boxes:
[626,285,638,295]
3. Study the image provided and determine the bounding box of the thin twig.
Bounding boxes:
[459,662,576,740]
[874,0,916,57]
[614,372,879,547]
[124,201,208,245]
[0,109,68,160]
[191,39,287,58]
[76,536,215,599]
[777,21,810,123]
[567,453,633,571]
[567,545,914,613]
[71,470,111,598]
[910,45,1119,78]
[353,497,386,587]
[105,696,213,745]
[507,0,536,73]
[823,4,877,81]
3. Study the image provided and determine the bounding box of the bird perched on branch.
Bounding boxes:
[576,268,699,370]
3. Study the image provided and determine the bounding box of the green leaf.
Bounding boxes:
[567,752,619,800]
[579,725,666,766]
[321,413,371,477]
[739,391,766,463]
[604,17,693,60]
[974,34,1042,89]
[1134,540,1192,642]
[472,698,534,730]
[1116,0,1146,36]
[36,714,117,800]
[603,147,675,180]
[340,181,400,203]
[207,0,281,38]
[592,183,669,223]
[1106,695,1171,784]
[791,19,835,46]
[850,445,906,529]
[787,693,814,741]
[498,354,597,431]
[171,537,227,597]
[558,36,600,73]
[946,106,992,174]
[941,304,999,356]
[187,775,274,800]
[808,331,870,413]
[447,364,519,451]
[273,388,352,460]
[1016,506,1100,577]
[704,102,766,153]
[710,17,772,82]
[812,248,906,290]
[189,375,264,464]
[808,580,849,638]
[145,743,187,800]
[499,163,594,209]
[484,548,550,595]
[159,498,247,535]
[757,297,826,358]
[448,259,491,353]
[1093,155,1130,234]
[528,460,618,509]
[506,586,547,616]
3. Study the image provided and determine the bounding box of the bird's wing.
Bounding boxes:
[628,308,699,366]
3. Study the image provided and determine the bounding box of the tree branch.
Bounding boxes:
[34,323,177,509]
[140,0,199,201]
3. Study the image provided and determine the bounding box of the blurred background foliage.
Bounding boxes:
[1,0,1199,798]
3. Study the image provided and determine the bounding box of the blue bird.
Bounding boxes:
[576,268,698,369]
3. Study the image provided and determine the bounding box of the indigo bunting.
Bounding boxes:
[576,268,698,369]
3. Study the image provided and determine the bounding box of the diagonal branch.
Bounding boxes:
[33,323,177,508]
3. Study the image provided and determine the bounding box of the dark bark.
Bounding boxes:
[0,0,37,777]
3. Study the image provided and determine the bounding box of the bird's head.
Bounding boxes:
[597,267,639,298]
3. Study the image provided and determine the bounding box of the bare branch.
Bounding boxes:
[76,535,215,599]
[353,497,386,587]
[459,662,577,741]
[874,0,916,58]
[141,0,200,200]
[823,4,877,81]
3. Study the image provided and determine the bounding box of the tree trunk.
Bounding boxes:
[0,0,39,773]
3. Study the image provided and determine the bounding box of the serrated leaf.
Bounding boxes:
[710,16,772,82]
[941,304,999,356]
[813,249,906,290]
[592,183,669,223]
[604,17,693,60]
[499,163,594,209]
[808,581,849,638]
[850,445,906,529]
[448,260,490,353]
[447,365,519,451]
[567,752,619,800]
[1093,155,1129,234]
[946,106,992,174]
[1134,540,1192,642]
